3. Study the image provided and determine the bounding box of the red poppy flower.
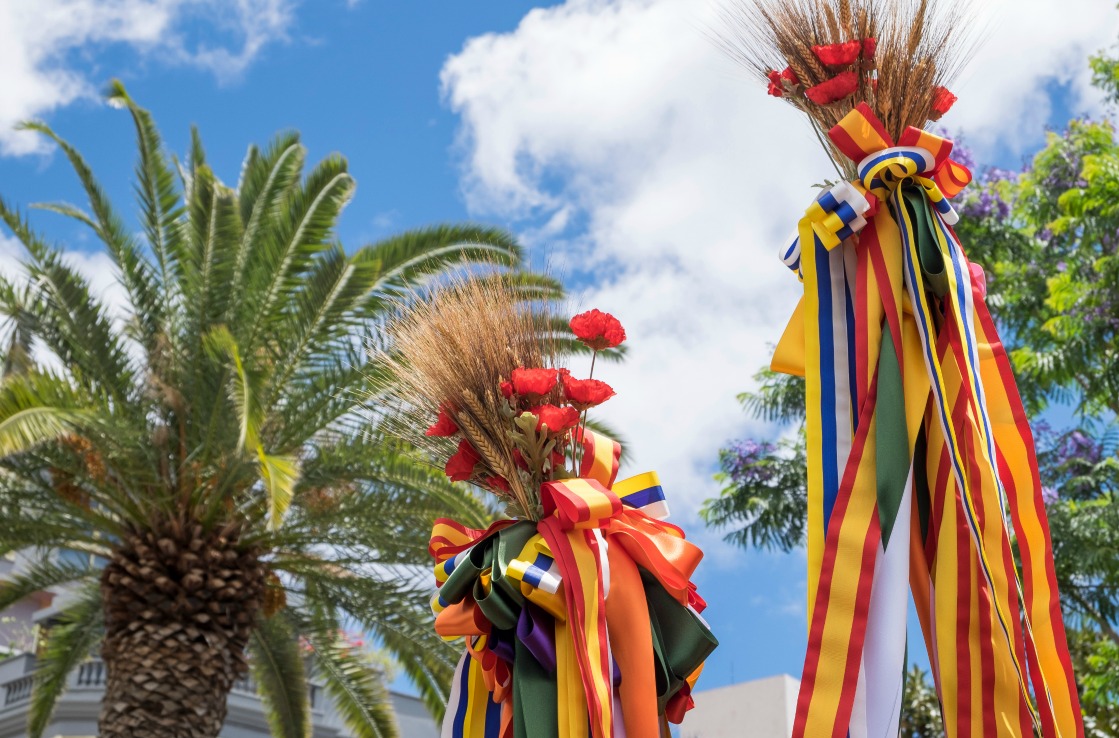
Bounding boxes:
[805,71,859,105]
[570,309,626,351]
[511,367,558,397]
[526,405,580,433]
[445,439,481,482]
[483,475,511,493]
[561,374,616,410]
[862,37,877,59]
[812,39,863,67]
[425,406,459,437]
[766,67,799,98]
[931,86,957,119]
[500,381,514,400]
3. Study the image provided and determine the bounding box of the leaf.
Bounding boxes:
[0,372,94,456]
[204,326,262,451]
[0,559,96,613]
[104,79,184,293]
[293,605,399,738]
[249,613,311,738]
[28,583,103,738]
[259,448,300,530]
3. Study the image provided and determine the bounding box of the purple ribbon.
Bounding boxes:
[516,603,557,674]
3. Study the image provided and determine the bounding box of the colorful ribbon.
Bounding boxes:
[772,102,1084,738]
[431,430,717,738]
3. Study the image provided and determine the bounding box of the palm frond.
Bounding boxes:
[0,372,95,456]
[302,574,457,722]
[0,559,96,612]
[362,224,525,297]
[17,119,163,350]
[249,614,311,738]
[258,449,300,530]
[229,134,304,322]
[105,80,183,295]
[28,583,103,738]
[312,639,398,738]
[292,604,399,738]
[0,198,136,401]
[239,155,355,350]
[204,326,262,451]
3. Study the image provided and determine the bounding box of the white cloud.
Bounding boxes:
[441,0,1119,550]
[0,0,296,156]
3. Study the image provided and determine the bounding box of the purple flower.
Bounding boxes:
[1041,486,1060,505]
[722,439,778,485]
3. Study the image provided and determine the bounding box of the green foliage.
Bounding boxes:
[899,666,945,738]
[0,82,566,736]
[250,615,312,738]
[28,585,103,738]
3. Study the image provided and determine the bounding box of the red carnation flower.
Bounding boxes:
[862,37,877,59]
[561,374,616,411]
[812,39,863,67]
[570,309,626,351]
[425,406,459,437]
[805,71,859,105]
[500,381,514,400]
[511,367,558,397]
[931,86,957,119]
[526,405,580,433]
[445,439,482,482]
[483,475,511,493]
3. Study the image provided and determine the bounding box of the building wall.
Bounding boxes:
[681,675,799,738]
[0,651,439,738]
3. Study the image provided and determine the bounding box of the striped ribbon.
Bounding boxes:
[430,430,717,738]
[773,102,1084,738]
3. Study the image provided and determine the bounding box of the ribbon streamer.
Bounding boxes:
[773,102,1084,738]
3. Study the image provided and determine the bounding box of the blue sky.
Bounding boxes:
[1,0,1116,702]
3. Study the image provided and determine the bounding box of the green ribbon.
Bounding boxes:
[875,185,951,548]
[642,571,719,713]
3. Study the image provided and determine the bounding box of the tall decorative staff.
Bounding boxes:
[719,1,1084,736]
[379,276,717,738]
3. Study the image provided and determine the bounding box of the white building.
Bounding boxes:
[682,674,800,738]
[0,551,439,738]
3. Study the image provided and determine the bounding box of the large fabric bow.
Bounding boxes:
[430,429,717,738]
[771,103,1083,738]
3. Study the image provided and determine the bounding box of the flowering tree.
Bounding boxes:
[705,62,1119,735]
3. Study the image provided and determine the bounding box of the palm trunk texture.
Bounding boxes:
[98,516,264,737]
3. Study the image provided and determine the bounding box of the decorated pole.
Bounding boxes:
[379,277,717,738]
[720,1,1084,736]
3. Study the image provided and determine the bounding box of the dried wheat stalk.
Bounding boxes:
[374,273,560,519]
[715,0,974,173]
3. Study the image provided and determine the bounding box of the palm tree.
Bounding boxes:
[0,81,558,738]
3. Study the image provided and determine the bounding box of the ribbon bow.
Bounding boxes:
[781,102,972,276]
[430,429,716,738]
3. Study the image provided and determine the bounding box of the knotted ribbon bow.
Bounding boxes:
[431,429,717,738]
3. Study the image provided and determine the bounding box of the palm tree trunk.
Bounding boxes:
[98,517,264,737]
